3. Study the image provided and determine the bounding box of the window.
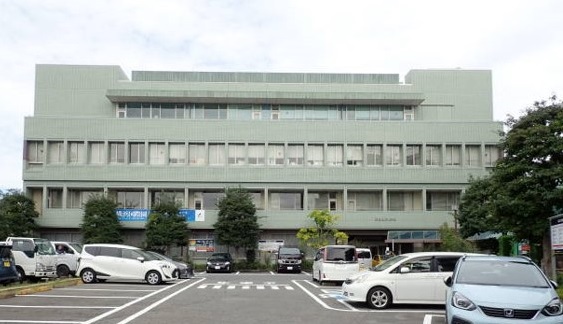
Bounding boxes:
[248,144,265,165]
[169,143,186,164]
[445,145,461,166]
[327,144,343,167]
[347,191,382,211]
[208,143,226,165]
[406,145,421,166]
[308,192,340,211]
[68,141,85,164]
[366,145,382,166]
[465,145,481,167]
[27,141,44,164]
[88,142,105,164]
[199,192,225,210]
[425,145,441,166]
[48,188,63,208]
[385,145,402,166]
[346,145,363,166]
[287,144,304,166]
[426,191,460,211]
[228,144,246,165]
[47,141,64,164]
[388,191,422,211]
[149,143,166,165]
[151,190,184,207]
[109,142,125,164]
[307,144,324,166]
[67,190,103,208]
[402,257,432,273]
[484,145,501,167]
[267,144,284,165]
[129,143,145,164]
[188,143,206,165]
[113,190,144,209]
[269,192,303,210]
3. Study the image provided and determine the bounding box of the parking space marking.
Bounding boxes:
[83,278,205,324]
[64,288,156,292]
[0,305,115,309]
[196,281,294,290]
[16,295,137,299]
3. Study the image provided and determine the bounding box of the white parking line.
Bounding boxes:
[0,305,115,309]
[17,295,137,299]
[83,278,206,324]
[64,288,156,292]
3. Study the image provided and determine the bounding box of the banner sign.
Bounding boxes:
[551,214,563,251]
[189,239,215,252]
[117,208,205,222]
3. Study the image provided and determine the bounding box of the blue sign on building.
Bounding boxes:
[116,208,202,222]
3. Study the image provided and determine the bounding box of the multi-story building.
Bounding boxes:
[23,64,502,256]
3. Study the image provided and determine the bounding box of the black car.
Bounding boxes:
[276,247,303,273]
[0,243,20,285]
[206,254,233,273]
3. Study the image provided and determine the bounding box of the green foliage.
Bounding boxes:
[245,249,256,263]
[80,194,123,244]
[459,97,563,261]
[439,223,475,252]
[0,189,38,239]
[296,209,348,249]
[498,235,514,256]
[145,196,189,254]
[213,187,261,256]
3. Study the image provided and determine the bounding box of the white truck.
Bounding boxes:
[5,237,58,281]
[51,241,83,277]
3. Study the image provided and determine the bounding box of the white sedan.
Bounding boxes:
[342,251,480,309]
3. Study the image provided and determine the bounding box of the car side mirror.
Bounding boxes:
[137,257,145,263]
[34,246,39,253]
[444,276,453,287]
[400,266,410,274]
[550,280,558,289]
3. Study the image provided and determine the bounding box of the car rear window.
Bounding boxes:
[326,247,357,262]
[357,250,371,259]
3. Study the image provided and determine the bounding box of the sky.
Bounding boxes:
[1,0,562,191]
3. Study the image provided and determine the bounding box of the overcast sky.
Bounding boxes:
[1,0,562,190]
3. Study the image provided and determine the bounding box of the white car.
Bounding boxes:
[77,244,178,285]
[52,241,83,277]
[342,251,482,309]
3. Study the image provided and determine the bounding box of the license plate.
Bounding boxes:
[3,261,10,267]
[287,266,293,270]
[215,266,221,270]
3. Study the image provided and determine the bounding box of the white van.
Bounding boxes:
[356,248,373,271]
[312,245,359,285]
[52,241,83,277]
[5,237,57,281]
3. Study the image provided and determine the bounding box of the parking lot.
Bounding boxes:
[0,272,446,324]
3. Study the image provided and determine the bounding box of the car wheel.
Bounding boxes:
[16,267,25,283]
[146,270,162,285]
[172,269,179,279]
[367,286,392,309]
[57,264,70,277]
[80,268,97,284]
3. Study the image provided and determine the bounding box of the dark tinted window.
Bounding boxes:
[279,248,300,255]
[11,239,34,252]
[326,246,356,262]
[357,250,371,259]
[99,247,121,257]
[435,256,461,272]
[84,246,100,256]
[122,248,144,260]
[0,246,14,259]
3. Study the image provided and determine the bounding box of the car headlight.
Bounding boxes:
[36,263,46,271]
[350,273,370,284]
[451,291,476,311]
[225,261,230,265]
[542,298,563,316]
[206,262,212,265]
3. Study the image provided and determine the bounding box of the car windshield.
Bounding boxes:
[456,260,550,288]
[370,255,408,271]
[279,248,300,255]
[137,250,159,261]
[35,239,56,255]
[69,243,83,253]
[209,256,228,262]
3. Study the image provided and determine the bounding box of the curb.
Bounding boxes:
[0,278,82,299]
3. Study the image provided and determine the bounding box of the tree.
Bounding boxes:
[458,176,502,238]
[214,187,261,258]
[491,97,563,266]
[145,196,189,254]
[296,209,349,249]
[459,97,563,268]
[438,223,475,252]
[81,194,123,244]
[0,189,38,239]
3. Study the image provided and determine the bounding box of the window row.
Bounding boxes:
[35,188,460,212]
[26,141,501,168]
[116,103,415,121]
